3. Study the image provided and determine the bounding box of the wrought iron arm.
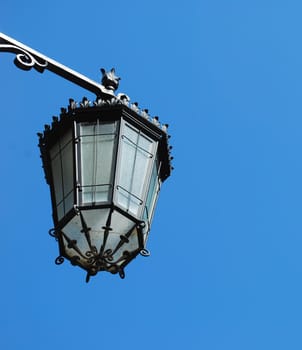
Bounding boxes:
[0,32,115,98]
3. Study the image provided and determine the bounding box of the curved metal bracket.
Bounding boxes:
[0,32,114,98]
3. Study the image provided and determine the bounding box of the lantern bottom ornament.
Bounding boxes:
[50,207,150,282]
[38,92,172,282]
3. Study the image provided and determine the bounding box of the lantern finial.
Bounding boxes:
[100,68,120,92]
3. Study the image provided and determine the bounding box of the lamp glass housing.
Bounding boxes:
[78,121,118,205]
[115,121,157,217]
[39,103,171,280]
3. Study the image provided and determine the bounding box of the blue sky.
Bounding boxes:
[1,0,302,349]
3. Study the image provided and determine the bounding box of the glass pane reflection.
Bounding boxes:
[79,121,117,204]
[49,129,74,220]
[116,122,156,217]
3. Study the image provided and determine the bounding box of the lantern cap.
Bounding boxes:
[38,94,174,181]
[100,68,121,92]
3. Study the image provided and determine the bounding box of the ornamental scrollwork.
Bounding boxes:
[55,256,65,265]
[0,43,48,72]
[0,32,117,98]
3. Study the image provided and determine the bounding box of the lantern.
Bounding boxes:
[38,70,172,282]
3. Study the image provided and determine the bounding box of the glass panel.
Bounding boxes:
[49,129,74,221]
[79,121,117,204]
[62,208,111,267]
[50,152,63,205]
[116,123,156,217]
[61,135,73,200]
[57,202,64,221]
[64,192,74,215]
[143,158,161,236]
[61,208,139,269]
[100,211,139,263]
[125,229,140,254]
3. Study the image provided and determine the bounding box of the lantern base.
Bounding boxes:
[49,206,150,282]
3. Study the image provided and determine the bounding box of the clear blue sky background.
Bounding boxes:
[1,0,302,349]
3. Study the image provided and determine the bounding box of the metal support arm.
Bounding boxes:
[0,32,115,98]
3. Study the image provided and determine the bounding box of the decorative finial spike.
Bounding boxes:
[117,93,130,105]
[141,109,150,119]
[60,107,67,115]
[86,273,91,283]
[100,68,121,92]
[161,123,169,132]
[130,102,139,112]
[68,98,77,110]
[152,116,160,127]
[80,97,90,108]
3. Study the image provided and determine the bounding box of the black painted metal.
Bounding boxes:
[0,32,115,97]
[0,32,173,282]
[38,99,172,282]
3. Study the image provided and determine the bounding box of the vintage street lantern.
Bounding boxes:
[38,70,172,281]
[0,33,172,282]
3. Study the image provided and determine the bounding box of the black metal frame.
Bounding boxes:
[0,32,113,98]
[38,101,171,281]
[53,206,145,282]
[1,32,173,282]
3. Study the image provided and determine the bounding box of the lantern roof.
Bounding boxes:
[38,94,173,183]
